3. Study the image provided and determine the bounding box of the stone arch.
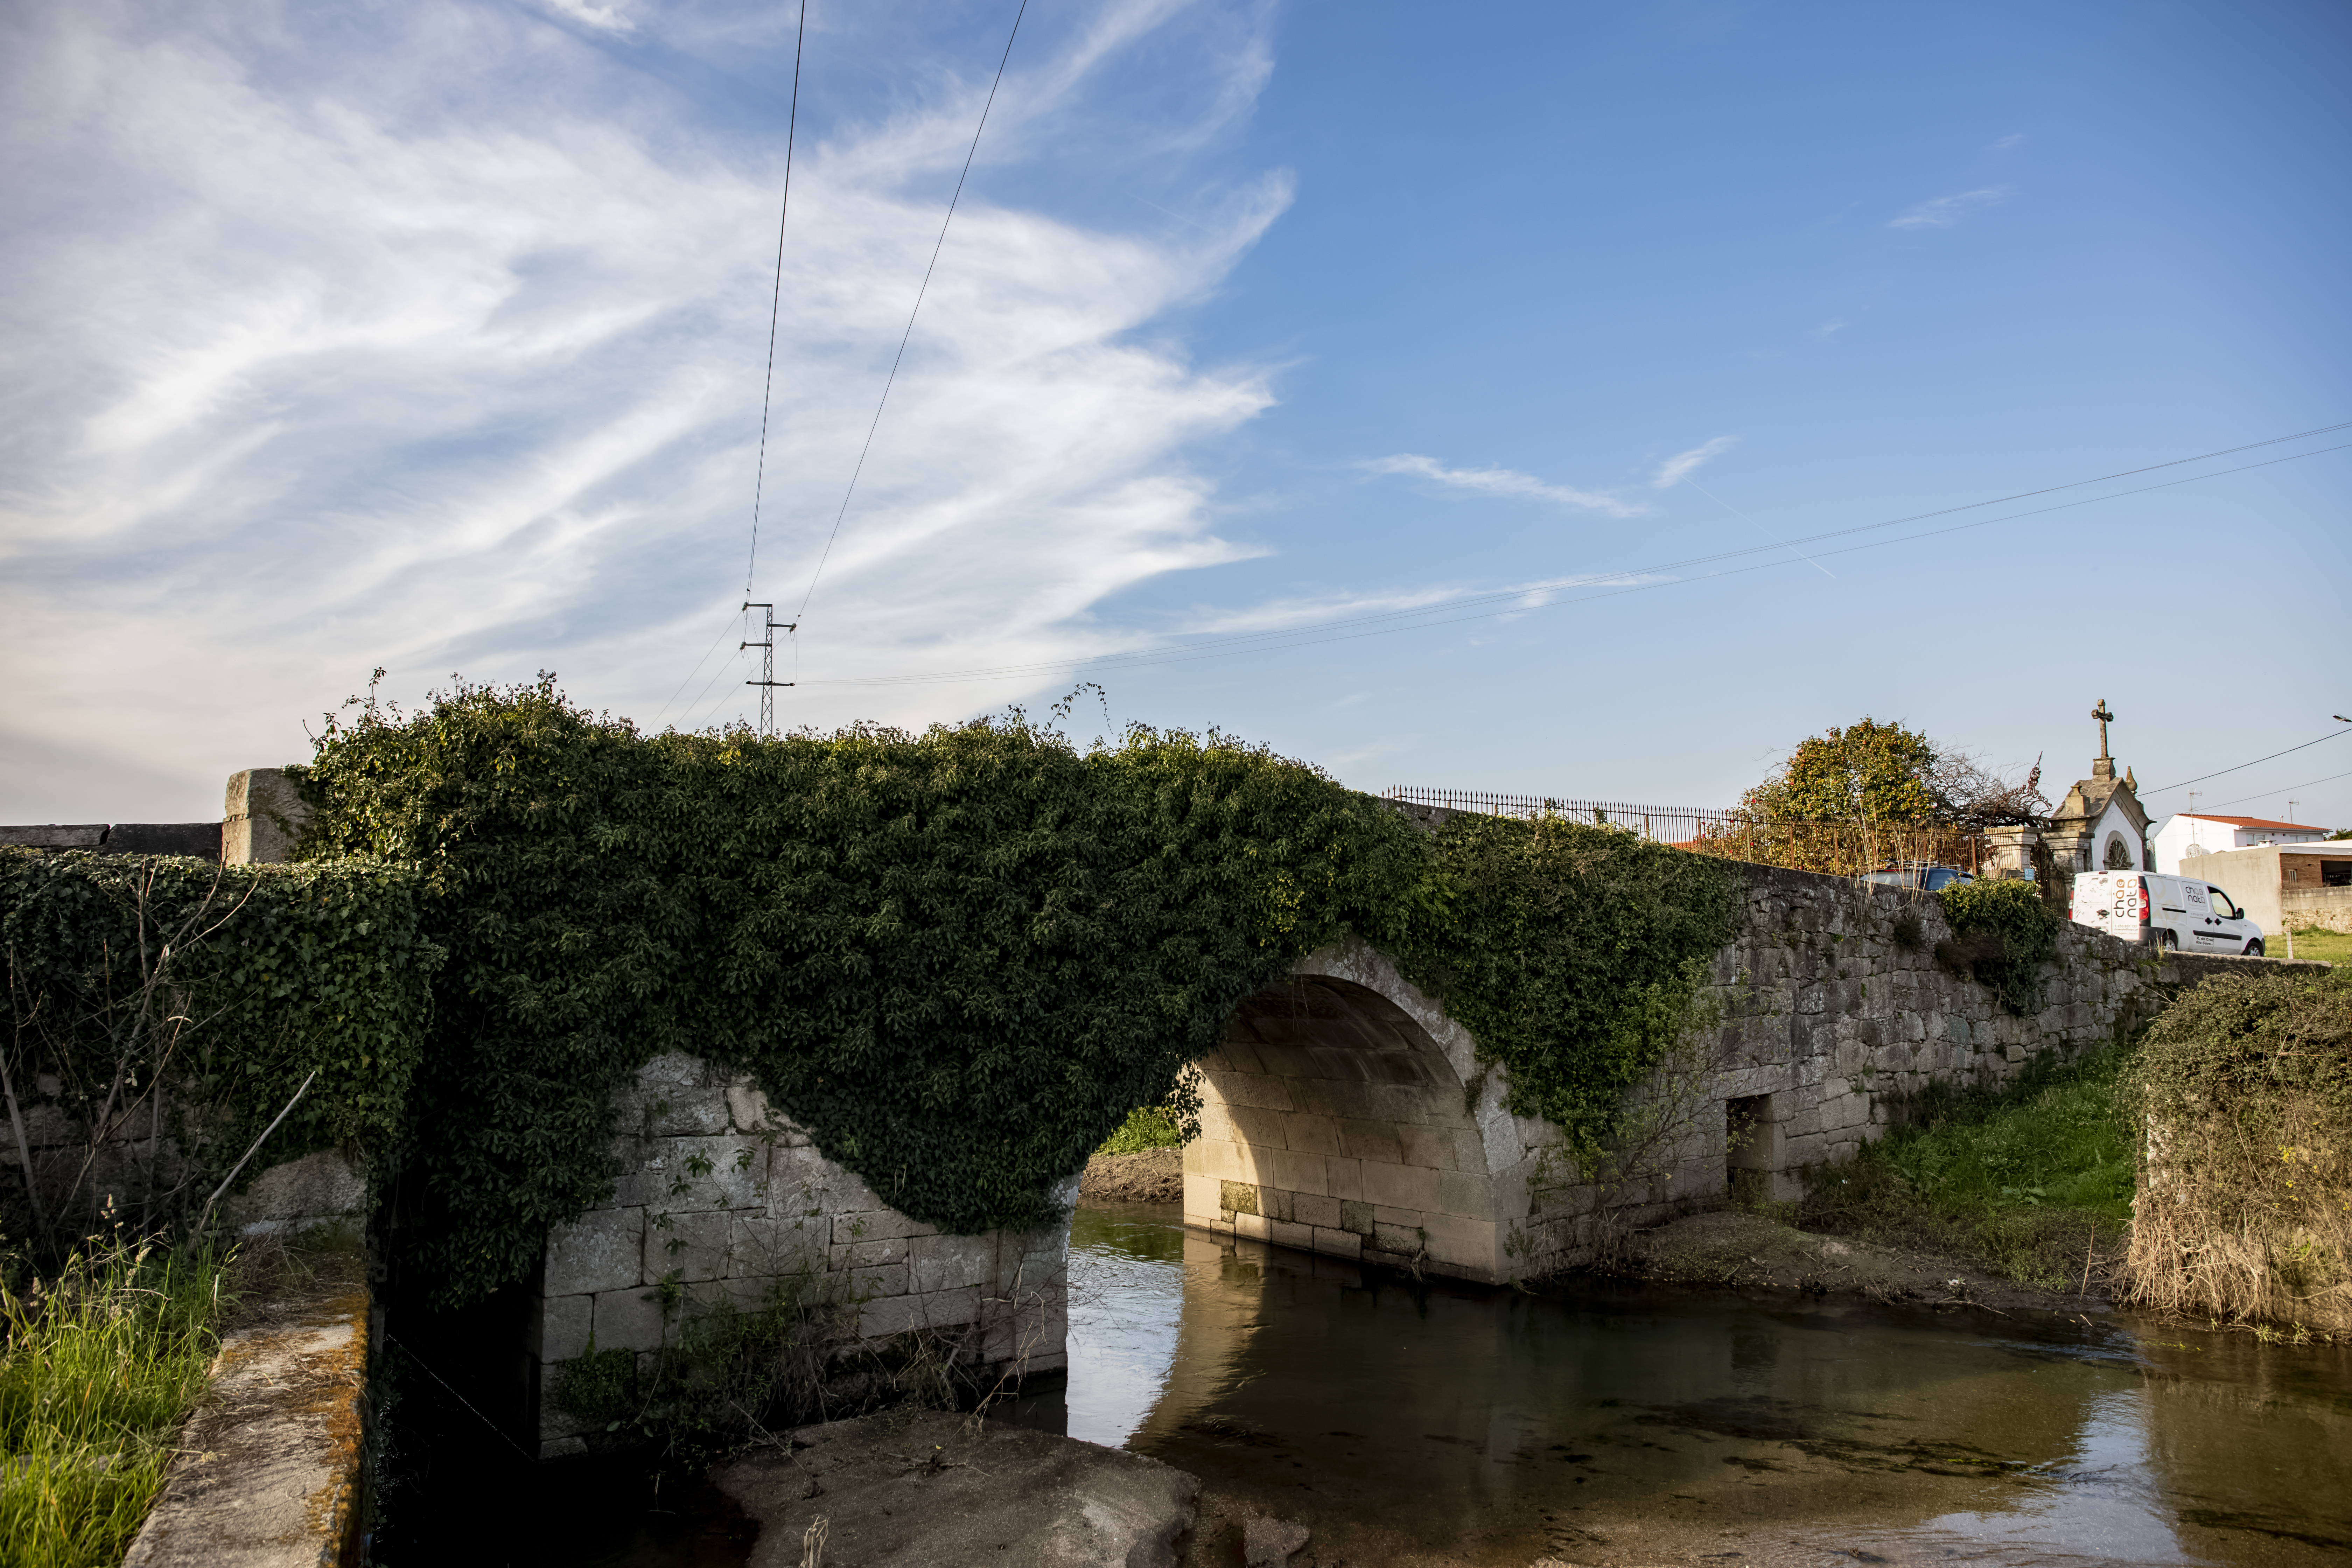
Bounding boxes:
[1181,937,1536,1283]
[2102,830,2137,870]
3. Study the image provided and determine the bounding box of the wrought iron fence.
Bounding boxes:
[1380,786,1994,880]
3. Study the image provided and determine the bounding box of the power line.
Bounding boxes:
[790,0,1030,628]
[797,432,2352,687]
[743,0,811,600]
[2141,720,2352,797]
[656,4,807,735]
[650,601,744,725]
[2203,768,2352,813]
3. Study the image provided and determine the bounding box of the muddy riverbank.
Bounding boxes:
[1597,1208,2119,1317]
[1083,1146,1184,1204]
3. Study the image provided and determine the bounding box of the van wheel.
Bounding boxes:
[2245,940,2264,957]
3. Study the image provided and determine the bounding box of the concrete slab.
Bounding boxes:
[122,1278,368,1568]
[712,1406,1197,1568]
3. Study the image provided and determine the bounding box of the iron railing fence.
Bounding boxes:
[1380,786,1996,880]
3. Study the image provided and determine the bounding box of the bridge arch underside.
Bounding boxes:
[1183,974,1510,1282]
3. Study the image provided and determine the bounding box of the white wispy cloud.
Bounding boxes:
[0,0,1292,818]
[1991,133,2025,151]
[1362,454,1639,517]
[538,0,636,34]
[1889,186,2009,230]
[1651,435,1738,489]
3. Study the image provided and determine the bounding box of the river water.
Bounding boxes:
[1058,1202,2352,1567]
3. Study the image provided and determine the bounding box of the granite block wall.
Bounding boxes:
[531,1051,1073,1461]
[1190,862,2267,1284]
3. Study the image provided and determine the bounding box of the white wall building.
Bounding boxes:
[2151,813,2332,876]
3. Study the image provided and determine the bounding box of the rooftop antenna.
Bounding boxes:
[743,602,795,738]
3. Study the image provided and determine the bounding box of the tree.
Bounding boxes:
[1741,718,1940,824]
[1740,718,2046,827]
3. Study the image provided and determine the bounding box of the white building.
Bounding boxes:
[2150,813,2332,876]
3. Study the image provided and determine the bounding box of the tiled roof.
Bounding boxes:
[2180,814,2328,834]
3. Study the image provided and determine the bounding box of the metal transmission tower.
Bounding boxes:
[742,602,795,737]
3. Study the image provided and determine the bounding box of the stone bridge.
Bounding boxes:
[526,863,2269,1455]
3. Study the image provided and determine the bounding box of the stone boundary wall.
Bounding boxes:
[0,822,222,860]
[2284,887,2352,935]
[531,1051,1071,1462]
[1509,867,2303,1269]
[0,1066,369,1242]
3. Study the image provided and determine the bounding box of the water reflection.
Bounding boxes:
[1067,1202,2352,1566]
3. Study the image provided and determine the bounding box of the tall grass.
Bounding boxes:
[1798,1046,2138,1286]
[0,1230,229,1568]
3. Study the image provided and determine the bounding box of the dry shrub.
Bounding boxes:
[2124,966,2352,1335]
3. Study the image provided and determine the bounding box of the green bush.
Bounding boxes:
[0,850,435,1241]
[1400,812,1743,1176]
[1095,1104,1185,1155]
[2123,967,2352,1332]
[1937,877,2059,1014]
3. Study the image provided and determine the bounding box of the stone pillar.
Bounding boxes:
[222,769,312,865]
[1980,827,2040,880]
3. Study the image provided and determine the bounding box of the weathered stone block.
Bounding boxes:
[593,1286,666,1352]
[1232,1211,1269,1241]
[850,1263,910,1299]
[540,1294,593,1363]
[857,1294,922,1340]
[910,1233,996,1294]
[1267,1218,1314,1251]
[1280,1111,1343,1156]
[1289,1191,1341,1230]
[546,1208,643,1296]
[620,1136,765,1211]
[646,1208,733,1283]
[1389,1122,1451,1170]
[1216,1073,1297,1113]
[1186,1139,1248,1183]
[911,1286,983,1332]
[732,1215,827,1279]
[1258,1146,1329,1197]
[220,1149,368,1234]
[724,1084,774,1131]
[1310,1225,1363,1259]
[1222,1102,1290,1149]
[830,1237,910,1271]
[830,1205,935,1245]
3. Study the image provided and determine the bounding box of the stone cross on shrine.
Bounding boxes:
[2091,699,2116,776]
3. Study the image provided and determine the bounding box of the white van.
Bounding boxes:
[2070,870,2266,955]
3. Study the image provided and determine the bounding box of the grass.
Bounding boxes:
[0,1228,231,1568]
[1796,1044,2139,1289]
[2276,926,2352,965]
[1094,1104,1184,1155]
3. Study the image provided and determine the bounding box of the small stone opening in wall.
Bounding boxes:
[1726,1094,1773,1205]
[1890,911,1924,952]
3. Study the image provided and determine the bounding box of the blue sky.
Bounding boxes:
[4,0,2347,828]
